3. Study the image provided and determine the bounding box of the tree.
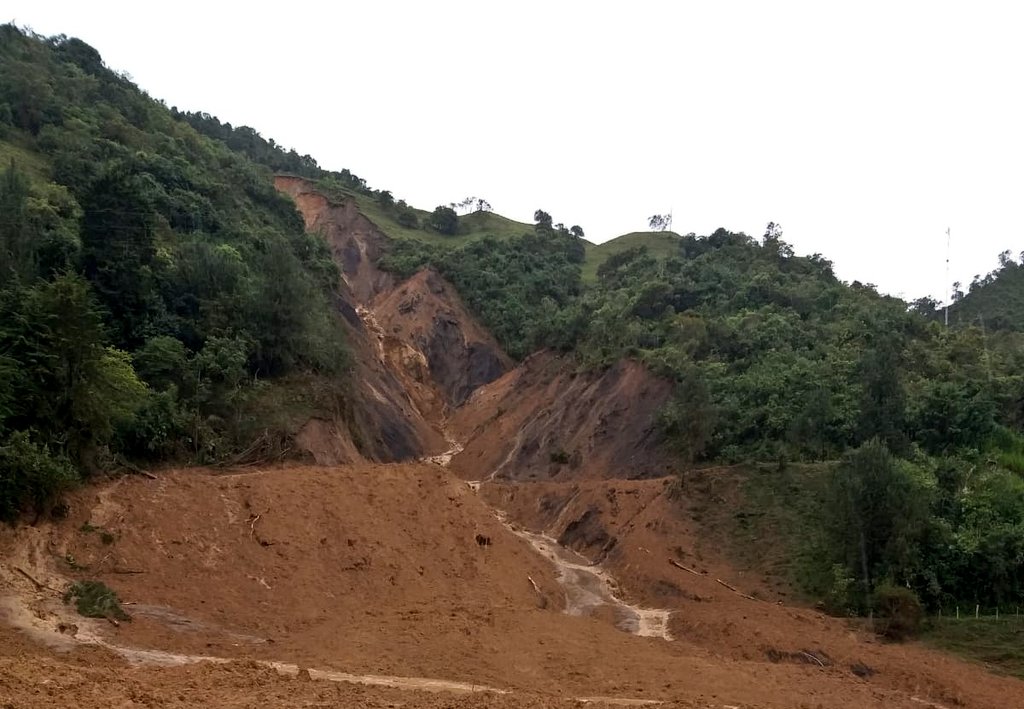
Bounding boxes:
[825,439,929,604]
[396,207,419,228]
[428,205,459,235]
[857,327,907,452]
[534,209,553,231]
[648,213,671,232]
[475,198,492,213]
[79,165,160,349]
[763,221,783,242]
[570,225,585,239]
[658,366,716,463]
[0,159,34,280]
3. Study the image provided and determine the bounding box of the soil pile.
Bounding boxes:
[2,465,1000,709]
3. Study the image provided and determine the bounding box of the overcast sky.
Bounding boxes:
[9,1,1024,301]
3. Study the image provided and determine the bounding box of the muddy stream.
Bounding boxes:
[454,441,673,641]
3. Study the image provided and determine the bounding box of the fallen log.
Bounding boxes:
[716,578,760,602]
[668,559,704,576]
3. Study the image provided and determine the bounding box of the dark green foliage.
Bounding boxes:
[63,580,130,621]
[658,366,715,463]
[380,229,584,359]
[948,251,1024,331]
[396,206,419,228]
[172,110,324,179]
[0,26,351,514]
[823,440,930,605]
[0,432,77,522]
[428,205,459,235]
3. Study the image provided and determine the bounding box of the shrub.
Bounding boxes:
[64,580,130,621]
[396,207,419,228]
[872,583,923,640]
[0,431,78,522]
[428,206,458,235]
[549,449,570,465]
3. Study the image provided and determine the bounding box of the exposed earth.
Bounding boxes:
[1,179,1022,708]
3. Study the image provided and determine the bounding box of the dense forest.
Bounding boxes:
[0,26,349,519]
[2,25,1024,623]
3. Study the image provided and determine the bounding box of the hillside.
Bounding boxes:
[3,23,1024,709]
[946,253,1024,331]
[582,230,683,281]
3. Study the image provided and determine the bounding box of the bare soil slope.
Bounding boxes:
[275,175,447,463]
[2,464,998,709]
[372,269,510,410]
[275,175,394,303]
[483,476,1024,709]
[449,353,673,482]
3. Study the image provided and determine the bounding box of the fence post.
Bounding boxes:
[976,604,980,619]
[956,606,960,620]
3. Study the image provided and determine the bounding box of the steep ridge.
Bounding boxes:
[273,175,445,464]
[275,175,394,302]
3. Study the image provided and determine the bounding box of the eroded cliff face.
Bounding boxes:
[274,175,674,480]
[273,176,512,463]
[372,269,510,410]
[275,175,393,302]
[448,353,673,482]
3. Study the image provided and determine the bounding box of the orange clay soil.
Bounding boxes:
[2,463,1018,709]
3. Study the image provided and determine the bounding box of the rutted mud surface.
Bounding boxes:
[429,434,673,642]
[505,523,672,639]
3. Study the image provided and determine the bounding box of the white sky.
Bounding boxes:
[9,1,1024,301]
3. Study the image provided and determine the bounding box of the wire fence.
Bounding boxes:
[934,606,1024,622]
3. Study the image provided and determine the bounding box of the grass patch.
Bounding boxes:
[582,231,683,282]
[311,178,535,248]
[63,580,131,622]
[684,463,834,601]
[923,617,1024,679]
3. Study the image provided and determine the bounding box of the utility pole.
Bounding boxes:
[945,227,951,327]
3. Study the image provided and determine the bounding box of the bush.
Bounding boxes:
[872,583,923,640]
[428,205,458,235]
[63,580,131,621]
[396,207,419,228]
[0,431,78,522]
[549,449,570,465]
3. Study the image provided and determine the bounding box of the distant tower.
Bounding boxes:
[945,227,951,327]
